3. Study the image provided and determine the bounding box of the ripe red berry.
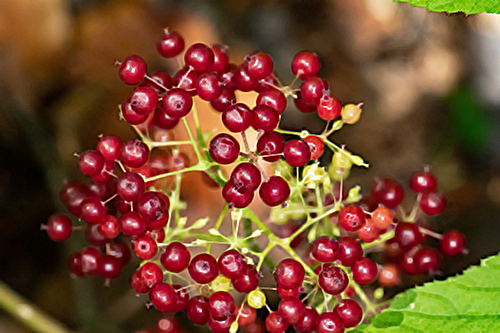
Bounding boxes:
[440,231,466,257]
[130,86,158,115]
[209,133,240,164]
[275,258,305,289]
[222,103,252,133]
[149,283,177,312]
[236,303,257,327]
[59,180,91,216]
[256,87,287,115]
[251,105,279,132]
[80,247,102,276]
[119,211,146,237]
[259,176,290,207]
[294,307,318,333]
[318,264,349,295]
[234,63,259,92]
[420,191,447,216]
[222,180,255,208]
[121,98,150,125]
[210,87,236,112]
[316,312,344,333]
[410,170,438,193]
[196,73,221,101]
[184,43,215,72]
[291,51,320,80]
[120,139,150,169]
[394,222,423,251]
[301,77,326,105]
[294,91,317,113]
[371,178,405,209]
[278,297,306,325]
[334,299,363,328]
[230,162,262,194]
[156,29,185,58]
[162,88,193,118]
[188,253,219,284]
[266,312,289,333]
[283,140,311,167]
[211,44,230,73]
[133,233,158,260]
[338,206,366,232]
[80,197,106,225]
[119,55,147,85]
[337,237,363,267]
[45,214,73,241]
[186,296,210,325]
[304,135,325,160]
[140,70,173,92]
[78,150,105,177]
[217,249,246,279]
[256,131,285,162]
[208,291,235,320]
[98,215,120,239]
[116,172,145,202]
[99,254,122,279]
[312,236,339,262]
[246,52,274,80]
[97,136,123,162]
[231,264,259,293]
[173,66,198,93]
[160,242,191,273]
[357,219,380,243]
[317,95,342,121]
[352,258,378,285]
[153,103,181,130]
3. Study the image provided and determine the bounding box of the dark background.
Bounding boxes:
[1,0,500,332]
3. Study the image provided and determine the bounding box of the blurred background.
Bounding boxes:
[1,0,500,332]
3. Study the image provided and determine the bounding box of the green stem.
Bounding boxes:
[0,280,73,333]
[182,117,203,163]
[206,203,230,253]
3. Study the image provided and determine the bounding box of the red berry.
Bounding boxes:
[149,283,177,312]
[294,91,317,113]
[196,72,221,101]
[120,139,150,169]
[133,233,158,260]
[256,87,287,115]
[337,237,363,267]
[157,29,185,58]
[283,140,311,167]
[218,249,246,279]
[394,222,423,251]
[130,86,158,115]
[210,87,236,112]
[80,247,102,276]
[251,105,279,132]
[334,299,362,328]
[97,136,123,162]
[173,66,198,93]
[440,231,466,257]
[256,131,285,162]
[278,297,306,325]
[186,296,210,325]
[45,214,72,241]
[371,178,404,209]
[162,88,193,118]
[301,77,326,105]
[259,176,290,207]
[410,170,438,193]
[222,103,252,133]
[208,291,235,320]
[275,258,305,289]
[211,44,230,73]
[312,236,339,262]
[231,264,259,293]
[266,312,289,333]
[209,133,240,164]
[237,303,257,327]
[222,180,255,208]
[234,63,259,92]
[338,206,366,232]
[420,191,447,216]
[59,181,91,216]
[303,135,325,160]
[371,206,394,230]
[352,258,378,285]
[357,219,380,243]
[184,43,215,72]
[188,253,219,284]
[153,103,181,130]
[160,242,191,273]
[80,197,106,225]
[116,172,145,202]
[119,55,147,85]
[317,95,342,121]
[98,215,119,239]
[318,264,349,295]
[291,51,320,80]
[140,70,173,92]
[246,52,274,80]
[121,98,150,125]
[379,263,401,287]
[414,248,441,274]
[294,307,318,333]
[78,150,105,177]
[316,312,344,333]
[119,211,146,237]
[99,254,122,279]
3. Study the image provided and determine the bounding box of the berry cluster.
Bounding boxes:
[43,28,467,333]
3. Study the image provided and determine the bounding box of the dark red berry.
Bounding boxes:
[107,239,131,265]
[222,103,252,132]
[84,224,107,246]
[153,103,181,129]
[371,178,404,209]
[186,296,210,325]
[334,299,362,328]
[218,249,246,279]
[278,297,306,325]
[120,140,150,169]
[338,206,366,232]
[137,191,169,223]
[173,66,198,93]
[130,86,158,115]
[211,44,230,73]
[318,264,348,295]
[294,91,317,113]
[256,131,285,162]
[68,251,85,277]
[160,242,191,273]
[259,176,290,207]
[119,55,147,85]
[150,283,177,312]
[196,72,221,101]
[209,133,240,164]
[440,231,466,257]
[266,312,289,333]
[59,181,91,216]
[133,233,158,260]
[45,214,72,241]
[352,258,378,285]
[210,87,237,112]
[414,248,441,274]
[256,87,287,115]
[294,307,318,333]
[316,312,344,333]
[222,180,255,208]
[184,43,215,72]
[420,191,447,216]
[162,88,193,118]
[301,77,326,105]
[119,211,146,237]
[80,247,102,276]
[188,253,219,284]
[275,258,305,289]
[251,105,279,132]
[208,291,235,320]
[337,237,363,267]
[80,197,106,224]
[246,52,273,80]
[140,71,173,91]
[230,162,262,194]
[157,29,185,58]
[291,51,320,80]
[99,254,122,279]
[78,150,105,177]
[394,222,423,251]
[410,170,438,193]
[283,140,311,167]
[97,136,123,162]
[231,264,259,293]
[116,172,145,202]
[312,236,339,262]
[121,98,150,125]
[234,63,258,92]
[98,215,120,239]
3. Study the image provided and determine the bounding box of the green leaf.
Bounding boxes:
[396,0,500,15]
[353,253,500,332]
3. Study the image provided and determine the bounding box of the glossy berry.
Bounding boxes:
[237,303,257,327]
[357,219,380,243]
[150,283,177,312]
[352,258,378,285]
[153,103,181,129]
[210,87,236,112]
[318,264,348,295]
[118,55,147,85]
[222,103,252,132]
[414,248,441,274]
[186,296,210,325]
[294,307,318,333]
[98,215,120,239]
[251,105,279,132]
[196,73,220,101]
[339,206,366,232]
[304,135,325,160]
[247,52,274,80]
[284,140,311,167]
[59,181,91,216]
[99,254,122,279]
[189,253,219,284]
[259,176,290,207]
[218,249,246,279]
[116,172,145,202]
[173,66,198,93]
[371,178,404,209]
[162,88,193,118]
[379,263,401,287]
[230,162,262,194]
[266,312,289,333]
[291,51,320,80]
[78,150,105,177]
[334,299,362,328]
[256,131,285,162]
[400,249,419,275]
[160,242,191,273]
[341,104,362,124]
[80,247,102,276]
[156,29,185,58]
[256,87,287,115]
[316,312,344,333]
[371,206,394,230]
[301,77,326,105]
[130,86,158,115]
[275,258,305,289]
[233,63,258,92]
[410,170,438,193]
[80,197,106,225]
[120,140,150,169]
[337,237,363,267]
[278,297,306,325]
[133,233,158,260]
[222,180,254,208]
[208,291,235,320]
[208,315,236,333]
[97,136,123,162]
[138,262,163,291]
[211,44,230,73]
[84,224,107,247]
[119,211,146,237]
[209,133,240,164]
[312,236,339,262]
[137,191,169,227]
[232,264,259,293]
[420,191,447,216]
[440,231,466,257]
[184,43,214,72]
[317,95,342,121]
[140,70,173,91]
[107,239,131,265]
[394,222,423,251]
[44,214,72,242]
[294,91,317,113]
[121,98,149,125]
